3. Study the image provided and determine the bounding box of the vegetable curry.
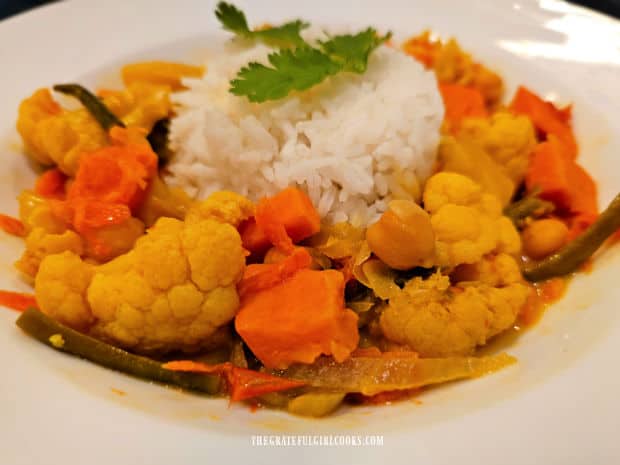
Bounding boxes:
[1,3,618,418]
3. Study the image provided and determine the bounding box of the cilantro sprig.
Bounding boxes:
[215,2,308,47]
[216,2,391,103]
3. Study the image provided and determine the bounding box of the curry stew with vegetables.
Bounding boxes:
[1,3,617,418]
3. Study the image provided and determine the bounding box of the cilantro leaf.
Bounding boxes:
[217,3,392,102]
[230,46,341,102]
[215,2,308,48]
[253,20,309,47]
[215,2,250,36]
[320,28,392,73]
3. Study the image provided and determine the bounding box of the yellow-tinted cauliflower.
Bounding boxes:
[423,172,521,269]
[438,135,516,206]
[380,253,530,357]
[101,82,171,132]
[434,39,504,108]
[17,89,107,175]
[403,32,503,107]
[34,251,94,331]
[15,191,84,278]
[16,84,171,175]
[185,191,254,227]
[459,111,537,184]
[16,227,84,279]
[35,212,246,354]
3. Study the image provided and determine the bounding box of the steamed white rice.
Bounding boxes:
[166,38,444,225]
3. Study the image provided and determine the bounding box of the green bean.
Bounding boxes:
[53,83,125,131]
[16,308,221,394]
[504,194,555,227]
[523,192,620,282]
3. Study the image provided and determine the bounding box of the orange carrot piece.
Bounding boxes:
[402,32,440,68]
[162,360,305,401]
[0,290,38,312]
[0,214,25,237]
[239,218,272,255]
[69,148,151,207]
[235,269,359,369]
[238,247,312,298]
[71,200,132,232]
[566,163,598,216]
[254,187,321,253]
[226,366,306,401]
[255,201,294,253]
[162,360,227,374]
[49,127,157,259]
[439,83,488,128]
[510,86,577,159]
[525,137,573,212]
[566,212,598,242]
[35,169,67,199]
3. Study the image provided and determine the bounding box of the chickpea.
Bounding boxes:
[366,200,435,270]
[522,218,569,260]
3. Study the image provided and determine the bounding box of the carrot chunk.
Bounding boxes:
[254,187,321,253]
[439,83,488,128]
[0,290,38,312]
[567,212,598,242]
[34,169,67,199]
[0,214,25,237]
[235,269,359,369]
[566,163,598,216]
[525,135,598,241]
[226,366,306,401]
[239,218,271,255]
[49,127,157,260]
[510,86,577,159]
[525,137,573,212]
[162,360,305,401]
[238,247,312,298]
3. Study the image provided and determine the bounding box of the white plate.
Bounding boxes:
[1,0,620,464]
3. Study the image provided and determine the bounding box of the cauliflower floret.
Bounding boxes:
[35,215,246,354]
[17,89,108,175]
[380,253,530,357]
[100,82,171,132]
[16,84,171,175]
[423,172,521,268]
[34,251,94,330]
[438,135,516,206]
[16,227,84,278]
[185,191,254,228]
[460,112,537,184]
[403,33,503,107]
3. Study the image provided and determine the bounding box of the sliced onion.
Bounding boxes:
[276,353,515,396]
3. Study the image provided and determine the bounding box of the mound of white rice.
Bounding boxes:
[166,39,444,225]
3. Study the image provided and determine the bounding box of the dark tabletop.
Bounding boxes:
[1,0,619,21]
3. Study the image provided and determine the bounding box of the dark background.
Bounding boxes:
[0,0,619,21]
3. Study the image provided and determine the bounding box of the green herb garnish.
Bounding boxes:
[319,28,392,73]
[215,1,308,48]
[230,46,341,102]
[216,2,391,103]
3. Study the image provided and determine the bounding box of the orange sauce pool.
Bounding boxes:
[518,278,567,327]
